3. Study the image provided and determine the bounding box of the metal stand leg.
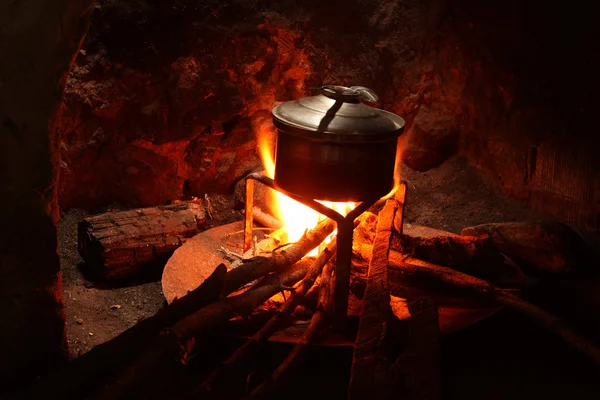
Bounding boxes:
[333,218,355,324]
[244,178,255,253]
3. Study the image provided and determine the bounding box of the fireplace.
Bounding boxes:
[1,0,599,398]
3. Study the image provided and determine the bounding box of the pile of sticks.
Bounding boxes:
[13,191,600,400]
[14,216,342,400]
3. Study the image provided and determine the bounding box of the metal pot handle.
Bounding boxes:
[320,85,379,104]
[350,86,379,103]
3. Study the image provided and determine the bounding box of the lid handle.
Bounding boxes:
[350,86,379,103]
[320,85,379,104]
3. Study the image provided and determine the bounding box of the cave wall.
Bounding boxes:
[0,0,94,389]
[58,0,435,209]
[442,0,600,231]
[58,0,600,232]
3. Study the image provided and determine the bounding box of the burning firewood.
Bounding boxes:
[198,239,338,393]
[222,218,336,295]
[247,259,336,399]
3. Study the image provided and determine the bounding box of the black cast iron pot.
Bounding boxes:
[272,85,405,202]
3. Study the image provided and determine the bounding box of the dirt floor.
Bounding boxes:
[58,156,599,398]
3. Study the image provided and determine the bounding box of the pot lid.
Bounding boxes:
[272,85,405,142]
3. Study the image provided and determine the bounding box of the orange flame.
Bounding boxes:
[257,128,355,255]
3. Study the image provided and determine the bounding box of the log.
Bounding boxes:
[78,201,207,280]
[350,199,398,399]
[252,206,283,230]
[391,233,510,282]
[355,211,523,283]
[349,199,440,400]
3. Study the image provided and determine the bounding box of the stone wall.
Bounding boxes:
[58,0,600,231]
[58,0,438,209]
[442,0,600,231]
[0,0,93,389]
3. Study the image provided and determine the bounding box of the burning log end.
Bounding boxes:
[222,218,336,296]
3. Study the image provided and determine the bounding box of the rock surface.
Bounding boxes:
[56,0,434,210]
[462,222,594,275]
[0,0,94,388]
[162,222,240,304]
[55,0,600,233]
[402,107,458,172]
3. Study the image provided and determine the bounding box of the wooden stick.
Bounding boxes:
[222,218,336,295]
[14,264,228,400]
[247,260,335,399]
[349,199,403,400]
[252,207,283,230]
[198,239,338,393]
[90,259,314,400]
[388,254,600,365]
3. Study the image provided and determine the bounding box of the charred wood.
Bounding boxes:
[222,218,336,295]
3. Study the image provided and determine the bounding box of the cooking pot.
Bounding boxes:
[271,85,405,202]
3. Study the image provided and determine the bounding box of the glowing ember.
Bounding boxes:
[257,128,355,255]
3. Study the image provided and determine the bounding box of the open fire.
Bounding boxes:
[257,127,356,255]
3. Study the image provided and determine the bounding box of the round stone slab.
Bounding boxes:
[162,221,245,304]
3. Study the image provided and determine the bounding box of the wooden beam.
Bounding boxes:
[349,199,441,400]
[349,199,398,399]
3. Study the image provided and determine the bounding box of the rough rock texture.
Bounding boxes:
[462,222,594,276]
[57,0,600,233]
[0,0,94,389]
[402,106,458,171]
[57,0,434,210]
[441,0,600,231]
